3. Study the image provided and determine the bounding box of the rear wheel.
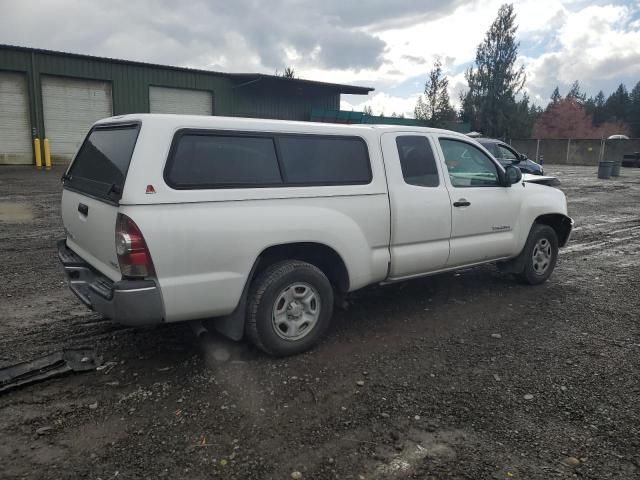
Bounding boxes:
[246,260,334,356]
[516,224,559,285]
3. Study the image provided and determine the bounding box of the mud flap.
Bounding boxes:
[208,258,261,341]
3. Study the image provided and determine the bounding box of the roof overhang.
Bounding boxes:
[228,73,373,95]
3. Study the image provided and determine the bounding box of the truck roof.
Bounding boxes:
[95,113,469,139]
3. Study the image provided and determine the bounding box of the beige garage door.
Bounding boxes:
[149,86,213,115]
[0,72,32,164]
[42,76,112,162]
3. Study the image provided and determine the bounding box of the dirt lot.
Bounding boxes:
[1,165,639,480]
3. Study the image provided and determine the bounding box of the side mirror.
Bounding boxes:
[504,165,522,186]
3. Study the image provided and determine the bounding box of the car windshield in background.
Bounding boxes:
[497,145,519,160]
[479,142,500,157]
[65,124,140,202]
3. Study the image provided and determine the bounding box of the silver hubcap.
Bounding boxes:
[532,237,552,275]
[272,282,321,341]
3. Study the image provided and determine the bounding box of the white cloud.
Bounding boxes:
[523,3,640,102]
[341,92,422,117]
[0,0,638,116]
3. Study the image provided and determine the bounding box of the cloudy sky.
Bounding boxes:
[2,0,639,117]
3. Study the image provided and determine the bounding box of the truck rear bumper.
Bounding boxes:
[57,239,164,326]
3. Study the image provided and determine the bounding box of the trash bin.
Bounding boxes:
[598,160,614,179]
[611,161,621,177]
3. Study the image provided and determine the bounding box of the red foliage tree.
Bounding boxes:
[596,121,631,138]
[532,98,599,138]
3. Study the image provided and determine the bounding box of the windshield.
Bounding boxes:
[64,124,140,202]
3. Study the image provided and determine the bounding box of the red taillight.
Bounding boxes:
[115,214,155,278]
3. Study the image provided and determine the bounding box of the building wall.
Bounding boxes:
[0,46,234,142]
[232,79,340,121]
[0,46,344,164]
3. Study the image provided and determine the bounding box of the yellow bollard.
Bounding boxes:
[34,138,42,169]
[44,138,52,169]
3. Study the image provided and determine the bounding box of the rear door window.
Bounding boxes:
[64,124,140,202]
[165,133,282,188]
[396,136,439,187]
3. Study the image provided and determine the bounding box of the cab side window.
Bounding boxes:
[396,135,439,187]
[439,138,500,187]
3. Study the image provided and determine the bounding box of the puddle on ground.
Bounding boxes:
[0,202,34,222]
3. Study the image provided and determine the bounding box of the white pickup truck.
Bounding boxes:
[59,114,573,356]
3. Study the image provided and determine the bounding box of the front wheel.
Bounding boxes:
[246,260,334,356]
[516,224,559,285]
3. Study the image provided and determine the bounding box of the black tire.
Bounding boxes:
[516,224,559,285]
[246,260,334,356]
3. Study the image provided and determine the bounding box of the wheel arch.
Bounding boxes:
[254,242,350,293]
[207,242,349,342]
[534,213,573,247]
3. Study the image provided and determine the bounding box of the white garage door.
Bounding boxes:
[0,72,32,164]
[42,76,112,161]
[149,86,213,115]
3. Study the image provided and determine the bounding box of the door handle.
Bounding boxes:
[78,203,89,215]
[453,199,471,207]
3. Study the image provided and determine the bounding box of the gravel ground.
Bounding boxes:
[1,164,639,480]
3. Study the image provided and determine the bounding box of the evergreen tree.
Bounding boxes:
[628,81,640,137]
[566,81,586,104]
[362,105,373,116]
[592,90,607,126]
[605,84,630,122]
[584,96,596,116]
[509,93,542,138]
[461,4,525,136]
[550,86,561,104]
[414,58,455,127]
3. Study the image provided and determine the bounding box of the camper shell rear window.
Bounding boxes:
[63,123,140,202]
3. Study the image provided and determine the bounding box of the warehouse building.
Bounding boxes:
[0,44,372,164]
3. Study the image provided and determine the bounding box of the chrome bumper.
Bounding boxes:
[57,239,164,326]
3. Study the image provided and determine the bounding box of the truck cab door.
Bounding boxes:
[435,136,525,267]
[381,133,452,279]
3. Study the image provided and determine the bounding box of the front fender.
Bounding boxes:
[514,183,570,254]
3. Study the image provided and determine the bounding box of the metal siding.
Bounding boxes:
[42,76,112,161]
[232,83,340,121]
[0,72,32,164]
[149,86,213,115]
[0,45,353,150]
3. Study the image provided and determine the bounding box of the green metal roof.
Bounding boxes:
[0,44,373,95]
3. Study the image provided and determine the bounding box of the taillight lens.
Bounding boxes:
[115,214,156,278]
